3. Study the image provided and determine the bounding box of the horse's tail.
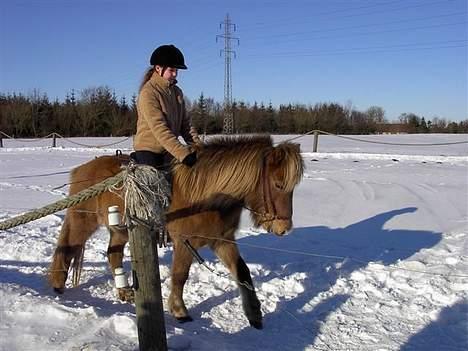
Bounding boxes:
[48,215,90,292]
[71,245,85,287]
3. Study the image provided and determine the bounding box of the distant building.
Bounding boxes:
[376,123,409,134]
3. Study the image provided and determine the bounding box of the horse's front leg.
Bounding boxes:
[168,239,193,322]
[213,241,263,329]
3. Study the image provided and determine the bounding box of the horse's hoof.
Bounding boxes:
[53,287,64,294]
[249,320,263,329]
[117,287,135,303]
[176,316,193,323]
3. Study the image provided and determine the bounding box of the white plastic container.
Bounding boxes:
[108,205,120,226]
[114,267,128,288]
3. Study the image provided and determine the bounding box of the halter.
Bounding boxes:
[243,156,290,225]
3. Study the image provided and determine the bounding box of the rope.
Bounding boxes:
[0,163,172,232]
[0,131,13,138]
[3,130,466,148]
[52,176,113,191]
[281,130,322,143]
[54,133,132,148]
[122,163,170,228]
[183,239,256,291]
[4,170,71,180]
[0,131,131,148]
[1,132,56,143]
[1,207,106,216]
[284,129,468,146]
[0,171,125,231]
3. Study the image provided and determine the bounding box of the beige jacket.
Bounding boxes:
[134,72,194,162]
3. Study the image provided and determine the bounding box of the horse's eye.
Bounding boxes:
[274,181,284,190]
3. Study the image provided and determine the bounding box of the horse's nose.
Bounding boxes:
[271,219,292,236]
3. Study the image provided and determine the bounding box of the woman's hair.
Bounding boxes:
[139,67,155,92]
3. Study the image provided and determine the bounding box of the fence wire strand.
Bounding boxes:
[284,129,468,146]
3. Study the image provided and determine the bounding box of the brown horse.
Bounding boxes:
[49,135,304,329]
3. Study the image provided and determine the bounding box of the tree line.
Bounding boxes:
[1,87,467,138]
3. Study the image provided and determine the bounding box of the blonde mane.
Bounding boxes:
[173,135,303,203]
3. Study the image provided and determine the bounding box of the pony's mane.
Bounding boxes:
[173,135,273,203]
[173,135,303,204]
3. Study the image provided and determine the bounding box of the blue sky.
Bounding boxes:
[1,0,466,121]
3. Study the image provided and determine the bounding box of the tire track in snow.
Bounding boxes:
[398,182,457,233]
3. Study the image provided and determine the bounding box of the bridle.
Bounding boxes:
[243,156,290,225]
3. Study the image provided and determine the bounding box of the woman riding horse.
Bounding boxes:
[133,44,198,170]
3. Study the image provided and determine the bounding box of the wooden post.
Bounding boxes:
[129,223,168,351]
[313,131,319,152]
[0,136,3,148]
[52,133,57,147]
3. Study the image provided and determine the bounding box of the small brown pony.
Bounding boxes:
[49,135,304,329]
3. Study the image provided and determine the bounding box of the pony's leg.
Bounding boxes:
[49,213,98,293]
[168,240,193,322]
[213,240,263,329]
[107,226,133,302]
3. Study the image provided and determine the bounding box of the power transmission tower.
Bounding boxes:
[217,13,239,134]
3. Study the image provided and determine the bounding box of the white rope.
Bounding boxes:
[119,164,171,230]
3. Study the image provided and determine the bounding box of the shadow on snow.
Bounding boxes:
[170,207,444,350]
[401,300,468,351]
[0,207,449,350]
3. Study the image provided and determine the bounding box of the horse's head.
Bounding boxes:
[173,136,303,236]
[247,141,304,236]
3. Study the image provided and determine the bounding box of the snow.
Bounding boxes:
[0,134,467,351]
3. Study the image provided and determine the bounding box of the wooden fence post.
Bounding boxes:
[52,133,57,147]
[0,136,3,148]
[128,223,168,351]
[313,131,319,152]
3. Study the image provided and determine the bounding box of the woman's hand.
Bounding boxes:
[182,152,197,167]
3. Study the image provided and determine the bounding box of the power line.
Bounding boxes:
[240,0,461,31]
[242,39,468,59]
[59,13,467,98]
[241,21,467,52]
[240,0,407,30]
[237,43,466,63]
[246,11,467,42]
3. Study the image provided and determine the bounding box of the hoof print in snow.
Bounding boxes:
[53,287,64,294]
[176,316,194,323]
[249,320,263,329]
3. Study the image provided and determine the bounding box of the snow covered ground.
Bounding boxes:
[0,134,467,351]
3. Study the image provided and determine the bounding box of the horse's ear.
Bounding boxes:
[268,145,286,166]
[287,142,301,154]
[269,142,301,166]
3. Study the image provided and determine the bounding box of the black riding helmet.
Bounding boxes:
[150,45,187,69]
